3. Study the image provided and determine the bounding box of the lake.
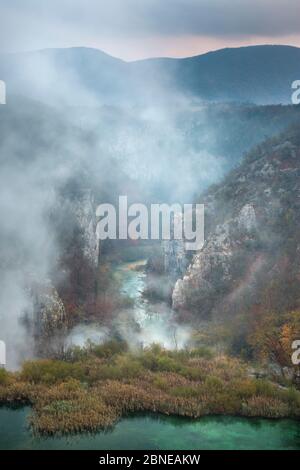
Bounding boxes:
[0,408,299,450]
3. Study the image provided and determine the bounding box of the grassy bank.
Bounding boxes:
[0,343,299,435]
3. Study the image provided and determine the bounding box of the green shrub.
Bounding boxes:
[204,375,224,392]
[190,347,214,360]
[282,387,300,409]
[140,351,182,373]
[180,366,205,381]
[232,378,257,398]
[156,356,182,373]
[253,379,277,398]
[43,400,75,415]
[92,340,128,359]
[171,385,200,399]
[86,355,144,382]
[20,360,84,385]
[114,355,144,378]
[0,368,9,386]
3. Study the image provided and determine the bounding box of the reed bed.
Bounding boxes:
[0,343,299,435]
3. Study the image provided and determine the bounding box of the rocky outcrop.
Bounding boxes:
[71,189,99,266]
[238,204,257,232]
[172,125,300,318]
[172,204,259,314]
[22,189,100,353]
[23,277,67,356]
[163,239,188,280]
[51,187,101,321]
[35,282,66,335]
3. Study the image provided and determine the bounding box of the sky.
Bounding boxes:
[0,0,300,60]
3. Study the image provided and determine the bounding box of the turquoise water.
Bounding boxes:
[0,408,299,450]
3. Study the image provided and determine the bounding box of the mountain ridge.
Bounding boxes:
[1,45,300,105]
[4,43,299,63]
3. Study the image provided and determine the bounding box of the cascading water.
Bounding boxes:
[66,259,190,350]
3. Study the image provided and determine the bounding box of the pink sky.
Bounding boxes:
[1,1,300,60]
[90,34,300,61]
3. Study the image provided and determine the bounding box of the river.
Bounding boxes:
[1,261,300,450]
[66,260,190,349]
[113,261,190,349]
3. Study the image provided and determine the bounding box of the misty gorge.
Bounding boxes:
[0,43,300,451]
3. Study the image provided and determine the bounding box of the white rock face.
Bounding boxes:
[163,238,188,280]
[172,225,233,311]
[39,283,66,332]
[72,190,99,266]
[238,204,257,232]
[171,133,300,317]
[172,205,257,313]
[29,279,66,336]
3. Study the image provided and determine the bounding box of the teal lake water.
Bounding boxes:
[0,408,299,450]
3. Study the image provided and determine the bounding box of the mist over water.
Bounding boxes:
[66,261,191,351]
[0,51,230,367]
[66,324,110,349]
[114,262,191,350]
[0,49,246,367]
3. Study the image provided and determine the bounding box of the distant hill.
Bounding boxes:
[0,45,300,106]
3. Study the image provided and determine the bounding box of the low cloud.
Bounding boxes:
[0,1,300,59]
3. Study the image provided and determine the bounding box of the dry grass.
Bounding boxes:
[0,344,299,435]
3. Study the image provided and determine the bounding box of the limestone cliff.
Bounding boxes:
[172,125,300,319]
[71,189,99,267]
[163,239,188,281]
[27,188,100,350]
